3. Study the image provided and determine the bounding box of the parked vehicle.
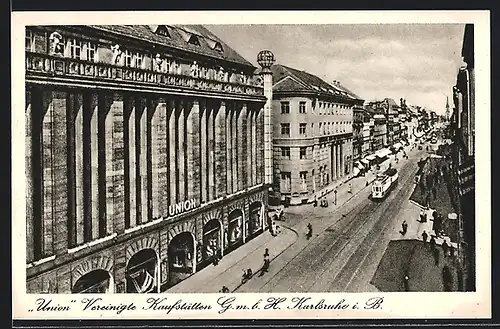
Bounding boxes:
[371,168,398,200]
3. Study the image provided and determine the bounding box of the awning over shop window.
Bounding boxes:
[375,148,391,158]
[353,167,361,177]
[355,161,365,170]
[361,159,370,165]
[392,142,403,150]
[366,155,376,161]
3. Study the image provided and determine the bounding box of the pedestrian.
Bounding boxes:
[264,248,269,259]
[403,275,410,292]
[348,183,352,194]
[401,220,408,236]
[419,210,425,223]
[430,236,436,250]
[442,240,449,258]
[422,230,428,243]
[433,247,440,266]
[442,265,453,291]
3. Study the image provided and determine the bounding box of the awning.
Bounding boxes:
[361,159,370,165]
[366,155,376,161]
[353,167,361,177]
[376,148,391,158]
[355,161,365,170]
[392,142,402,150]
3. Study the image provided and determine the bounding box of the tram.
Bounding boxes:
[371,167,398,200]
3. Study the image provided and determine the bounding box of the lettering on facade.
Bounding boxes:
[168,199,197,218]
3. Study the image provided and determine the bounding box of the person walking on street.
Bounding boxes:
[404,275,410,292]
[442,240,449,258]
[348,183,353,194]
[401,220,408,236]
[432,246,440,266]
[264,248,269,259]
[422,230,428,243]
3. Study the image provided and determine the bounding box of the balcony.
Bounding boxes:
[26,52,265,100]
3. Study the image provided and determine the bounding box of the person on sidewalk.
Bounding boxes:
[422,230,428,243]
[348,183,353,194]
[442,265,453,291]
[400,220,408,236]
[432,247,440,266]
[404,275,410,292]
[442,240,449,258]
[264,248,269,259]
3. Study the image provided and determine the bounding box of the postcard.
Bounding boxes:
[12,10,491,320]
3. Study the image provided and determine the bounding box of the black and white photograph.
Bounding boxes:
[12,10,490,320]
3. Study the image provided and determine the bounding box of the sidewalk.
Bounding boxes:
[166,226,298,293]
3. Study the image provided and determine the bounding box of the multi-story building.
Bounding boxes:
[372,114,387,151]
[25,25,269,293]
[450,23,475,291]
[383,98,400,145]
[353,106,369,161]
[270,65,363,205]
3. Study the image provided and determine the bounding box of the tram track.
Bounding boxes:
[326,165,417,292]
[253,158,418,293]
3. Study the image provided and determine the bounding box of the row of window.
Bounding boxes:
[280,101,353,115]
[280,171,308,192]
[279,122,351,136]
[280,147,308,160]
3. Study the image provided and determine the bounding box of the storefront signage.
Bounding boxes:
[168,199,197,217]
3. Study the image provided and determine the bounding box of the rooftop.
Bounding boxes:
[270,64,364,101]
[87,25,255,70]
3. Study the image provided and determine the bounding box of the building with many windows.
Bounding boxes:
[25,25,269,293]
[269,65,363,205]
[450,23,475,291]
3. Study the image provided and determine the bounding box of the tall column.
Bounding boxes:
[41,90,69,255]
[136,97,149,225]
[330,144,334,181]
[69,93,84,246]
[214,101,227,198]
[231,104,238,192]
[200,101,208,203]
[107,94,125,233]
[124,96,137,228]
[177,100,186,202]
[256,108,264,184]
[246,107,253,187]
[87,94,99,239]
[225,103,233,194]
[25,89,34,262]
[150,98,169,218]
[168,100,177,206]
[186,100,201,202]
[207,104,215,201]
[237,103,248,191]
[251,107,257,186]
[335,144,340,180]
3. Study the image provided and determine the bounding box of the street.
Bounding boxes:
[236,145,427,292]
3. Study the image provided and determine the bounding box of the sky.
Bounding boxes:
[206,24,466,115]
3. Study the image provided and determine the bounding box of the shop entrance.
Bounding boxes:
[226,209,243,253]
[167,232,195,287]
[126,249,158,293]
[71,269,113,294]
[202,219,222,262]
[247,201,263,239]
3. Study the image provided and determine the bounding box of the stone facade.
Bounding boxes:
[25,25,268,293]
[269,65,362,205]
